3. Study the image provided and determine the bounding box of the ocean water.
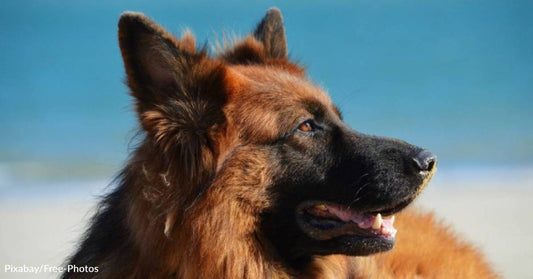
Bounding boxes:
[1,0,532,187]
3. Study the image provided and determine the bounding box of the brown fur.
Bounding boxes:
[64,9,499,279]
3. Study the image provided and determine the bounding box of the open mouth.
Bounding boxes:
[296,198,414,242]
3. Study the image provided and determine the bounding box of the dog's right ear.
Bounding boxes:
[253,8,288,59]
[221,8,305,75]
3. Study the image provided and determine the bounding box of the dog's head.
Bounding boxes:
[118,8,436,270]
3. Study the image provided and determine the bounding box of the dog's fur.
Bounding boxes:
[63,9,499,279]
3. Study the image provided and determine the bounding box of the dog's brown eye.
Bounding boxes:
[298,120,315,132]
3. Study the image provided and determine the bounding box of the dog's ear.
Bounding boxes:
[118,12,201,105]
[222,8,289,64]
[254,8,287,59]
[118,12,228,181]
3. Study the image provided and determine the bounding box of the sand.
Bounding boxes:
[1,167,531,279]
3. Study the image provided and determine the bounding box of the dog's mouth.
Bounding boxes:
[296,196,415,242]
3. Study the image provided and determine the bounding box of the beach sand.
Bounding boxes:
[1,167,531,279]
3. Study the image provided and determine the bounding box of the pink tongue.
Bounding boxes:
[324,205,397,237]
[325,205,373,226]
[324,205,356,222]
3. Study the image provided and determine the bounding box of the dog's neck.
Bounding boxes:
[125,145,361,278]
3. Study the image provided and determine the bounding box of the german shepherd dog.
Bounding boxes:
[64,8,498,279]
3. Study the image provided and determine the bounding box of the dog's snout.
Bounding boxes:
[412,149,436,173]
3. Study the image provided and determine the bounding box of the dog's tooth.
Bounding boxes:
[390,215,395,224]
[372,213,383,229]
[314,204,327,211]
[382,227,397,237]
[385,227,398,237]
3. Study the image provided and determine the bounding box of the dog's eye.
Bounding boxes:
[298,120,315,132]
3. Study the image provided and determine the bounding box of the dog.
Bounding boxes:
[63,8,498,278]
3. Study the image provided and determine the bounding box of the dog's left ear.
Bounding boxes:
[118,12,229,186]
[253,8,288,59]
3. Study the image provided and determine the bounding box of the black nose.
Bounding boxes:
[412,149,436,172]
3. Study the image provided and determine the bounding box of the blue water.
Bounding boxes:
[1,0,532,184]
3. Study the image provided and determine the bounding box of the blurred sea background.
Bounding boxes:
[1,0,532,187]
[0,1,532,278]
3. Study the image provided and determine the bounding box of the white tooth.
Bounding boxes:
[382,227,391,235]
[390,215,395,224]
[372,213,383,229]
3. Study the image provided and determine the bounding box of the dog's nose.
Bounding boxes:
[412,149,436,173]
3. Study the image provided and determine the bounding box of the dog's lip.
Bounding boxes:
[366,195,417,217]
[298,194,414,220]
[295,200,403,241]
